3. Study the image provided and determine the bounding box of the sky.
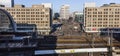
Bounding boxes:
[10,0,120,13]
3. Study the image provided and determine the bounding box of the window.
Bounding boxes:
[98,12,102,14]
[93,12,97,14]
[88,9,92,11]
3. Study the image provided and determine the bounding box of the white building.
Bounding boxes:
[0,0,14,7]
[42,3,52,8]
[83,3,96,32]
[84,2,96,7]
[84,3,120,33]
[60,5,70,20]
[42,3,53,26]
[73,11,84,23]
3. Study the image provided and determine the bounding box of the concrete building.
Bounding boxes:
[42,3,52,8]
[0,0,14,7]
[84,2,96,7]
[54,12,60,20]
[60,5,70,20]
[84,3,120,33]
[42,3,53,26]
[2,4,51,35]
[73,11,84,23]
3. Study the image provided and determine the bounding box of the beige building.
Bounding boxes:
[84,3,120,33]
[2,4,51,35]
[60,5,70,20]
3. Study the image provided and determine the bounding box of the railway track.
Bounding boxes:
[38,36,120,49]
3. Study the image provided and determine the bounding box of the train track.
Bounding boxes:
[38,36,120,50]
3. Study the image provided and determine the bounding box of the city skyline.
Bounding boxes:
[14,0,120,12]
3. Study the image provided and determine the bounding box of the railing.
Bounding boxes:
[0,42,37,48]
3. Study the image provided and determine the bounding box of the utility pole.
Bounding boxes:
[92,33,95,48]
[89,33,94,56]
[108,30,113,56]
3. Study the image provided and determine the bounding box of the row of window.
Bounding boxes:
[87,25,119,27]
[86,8,120,11]
[15,15,49,17]
[87,15,120,17]
[87,12,120,14]
[6,9,49,11]
[93,22,119,24]
[87,18,120,20]
[15,18,48,20]
[10,12,46,14]
[16,21,49,24]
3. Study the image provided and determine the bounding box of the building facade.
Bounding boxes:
[2,4,51,35]
[73,11,84,23]
[0,0,14,7]
[53,12,60,20]
[60,5,70,20]
[42,3,52,8]
[84,3,120,33]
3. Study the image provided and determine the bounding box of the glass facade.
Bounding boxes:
[0,9,16,32]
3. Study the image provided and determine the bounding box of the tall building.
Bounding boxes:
[60,5,70,20]
[42,3,52,8]
[84,3,120,33]
[53,12,60,20]
[73,11,84,23]
[2,4,51,35]
[42,3,53,26]
[0,0,14,7]
[84,2,96,7]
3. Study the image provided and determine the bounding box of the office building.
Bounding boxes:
[0,0,14,7]
[84,3,120,33]
[53,12,60,20]
[42,3,52,8]
[73,11,84,23]
[2,4,51,35]
[42,3,53,26]
[84,2,96,7]
[60,5,70,20]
